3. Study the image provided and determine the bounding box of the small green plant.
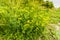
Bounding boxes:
[0,0,58,40]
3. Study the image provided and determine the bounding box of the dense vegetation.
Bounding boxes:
[0,0,60,40]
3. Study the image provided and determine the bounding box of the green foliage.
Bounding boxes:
[42,1,54,8]
[50,8,60,24]
[0,0,58,40]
